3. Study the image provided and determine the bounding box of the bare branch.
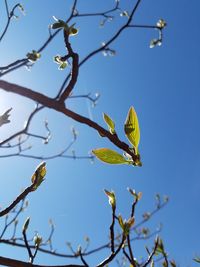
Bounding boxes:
[0,256,84,267]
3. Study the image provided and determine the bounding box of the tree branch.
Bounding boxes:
[0,80,137,162]
[0,256,84,267]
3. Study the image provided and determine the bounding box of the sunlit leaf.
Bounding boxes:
[51,17,68,30]
[59,62,67,70]
[103,113,115,134]
[54,55,68,70]
[127,217,135,228]
[104,189,116,208]
[194,257,200,263]
[118,215,124,229]
[170,260,177,267]
[157,19,167,29]
[34,234,42,247]
[31,162,46,191]
[69,27,79,36]
[124,106,140,153]
[120,11,129,17]
[27,50,41,62]
[92,148,131,165]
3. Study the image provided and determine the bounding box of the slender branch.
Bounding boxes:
[0,198,167,260]
[22,230,33,263]
[110,206,116,253]
[0,0,78,75]
[56,0,142,98]
[123,247,132,264]
[0,105,43,146]
[4,0,9,18]
[141,237,159,267]
[96,234,126,267]
[128,24,160,29]
[59,30,79,102]
[79,250,89,267]
[0,181,36,217]
[0,3,21,43]
[0,256,84,267]
[127,234,136,266]
[0,200,25,239]
[74,1,119,19]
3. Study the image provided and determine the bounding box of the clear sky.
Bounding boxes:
[0,0,200,266]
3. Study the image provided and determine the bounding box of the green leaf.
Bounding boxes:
[69,27,79,36]
[31,162,46,191]
[51,17,68,30]
[118,215,124,229]
[54,55,68,70]
[92,148,131,165]
[26,50,41,62]
[59,62,67,70]
[194,257,200,263]
[124,106,140,153]
[22,217,30,233]
[103,113,115,134]
[34,234,42,247]
[157,19,167,29]
[170,260,177,267]
[104,189,116,208]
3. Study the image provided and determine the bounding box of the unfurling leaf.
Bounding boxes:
[194,257,200,263]
[51,16,68,30]
[27,50,41,62]
[127,188,142,201]
[92,148,131,165]
[127,217,135,228]
[118,215,134,236]
[31,162,46,191]
[170,260,177,267]
[124,106,140,154]
[156,19,167,29]
[54,55,68,70]
[104,189,116,208]
[34,234,42,247]
[51,17,78,37]
[69,26,79,36]
[0,108,12,127]
[118,215,124,229]
[155,238,165,256]
[22,217,30,233]
[150,39,162,48]
[120,11,129,17]
[103,113,115,134]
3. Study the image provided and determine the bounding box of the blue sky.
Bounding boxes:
[0,0,200,266]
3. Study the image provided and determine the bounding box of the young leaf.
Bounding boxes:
[194,257,200,263]
[124,106,140,153]
[69,26,79,36]
[31,162,46,191]
[22,217,30,233]
[118,215,124,229]
[104,189,116,208]
[103,113,115,134]
[92,148,131,165]
[51,17,68,31]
